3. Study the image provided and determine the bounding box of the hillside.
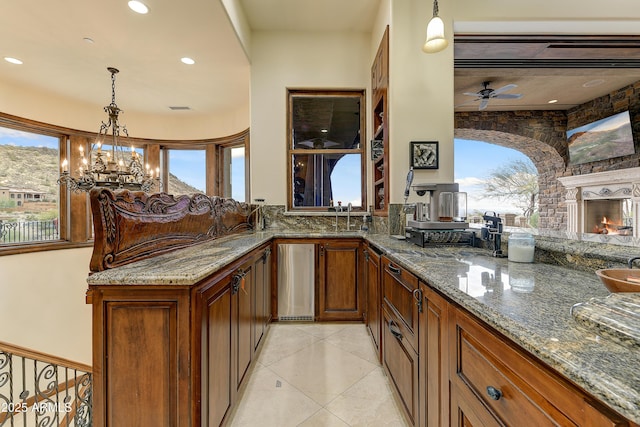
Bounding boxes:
[0,144,59,198]
[0,144,203,197]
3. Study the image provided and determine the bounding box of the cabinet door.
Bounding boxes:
[383,306,419,426]
[252,245,272,353]
[450,382,501,427]
[381,256,419,353]
[418,284,449,427]
[364,245,382,362]
[317,240,362,321]
[201,277,234,427]
[233,262,253,391]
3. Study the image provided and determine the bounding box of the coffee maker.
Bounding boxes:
[407,183,468,230]
[405,183,474,247]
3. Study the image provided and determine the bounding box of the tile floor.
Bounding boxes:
[227,322,410,427]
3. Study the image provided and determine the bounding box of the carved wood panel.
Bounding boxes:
[89,188,254,271]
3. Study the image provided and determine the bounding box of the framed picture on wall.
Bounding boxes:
[410,141,438,169]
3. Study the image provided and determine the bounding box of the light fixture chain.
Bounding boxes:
[112,72,116,105]
[57,66,160,193]
[433,0,439,17]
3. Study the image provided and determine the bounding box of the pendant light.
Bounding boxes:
[422,0,448,53]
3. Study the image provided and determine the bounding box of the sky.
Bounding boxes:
[0,127,59,148]
[454,138,535,216]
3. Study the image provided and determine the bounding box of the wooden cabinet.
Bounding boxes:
[200,273,234,427]
[252,245,272,354]
[90,242,273,427]
[371,26,388,93]
[418,283,449,427]
[198,255,258,426]
[234,259,254,391]
[449,306,631,427]
[91,287,191,426]
[317,239,363,321]
[383,304,419,426]
[381,255,421,425]
[364,243,382,362]
[372,26,389,215]
[381,256,419,352]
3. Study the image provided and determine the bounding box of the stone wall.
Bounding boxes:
[455,111,568,230]
[455,80,640,231]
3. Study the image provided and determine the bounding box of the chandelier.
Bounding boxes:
[58,67,160,193]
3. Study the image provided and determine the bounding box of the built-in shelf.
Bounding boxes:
[371,26,389,216]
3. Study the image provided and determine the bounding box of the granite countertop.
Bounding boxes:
[86,230,640,423]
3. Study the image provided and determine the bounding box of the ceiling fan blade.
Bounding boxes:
[478,99,489,110]
[493,93,523,99]
[462,92,481,97]
[491,83,517,95]
[455,99,480,108]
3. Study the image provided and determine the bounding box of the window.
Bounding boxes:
[0,111,250,255]
[164,149,206,194]
[0,124,62,244]
[221,145,246,202]
[287,89,366,211]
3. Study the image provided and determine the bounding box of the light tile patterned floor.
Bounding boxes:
[227,323,409,427]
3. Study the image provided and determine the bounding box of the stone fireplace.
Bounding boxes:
[558,168,640,238]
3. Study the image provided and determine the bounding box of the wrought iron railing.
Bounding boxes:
[0,342,92,427]
[0,220,60,244]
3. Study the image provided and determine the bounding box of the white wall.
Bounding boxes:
[249,30,372,205]
[0,248,93,364]
[388,0,454,205]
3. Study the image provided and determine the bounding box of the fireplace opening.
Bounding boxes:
[584,199,633,235]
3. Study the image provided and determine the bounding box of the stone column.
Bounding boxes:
[632,182,640,238]
[564,187,581,234]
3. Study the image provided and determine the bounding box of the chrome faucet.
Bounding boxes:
[347,202,353,231]
[248,204,265,231]
[628,257,640,268]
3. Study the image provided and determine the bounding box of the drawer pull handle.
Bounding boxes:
[388,264,401,275]
[388,319,403,340]
[486,386,502,401]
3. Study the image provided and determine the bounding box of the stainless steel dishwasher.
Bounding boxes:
[277,243,315,321]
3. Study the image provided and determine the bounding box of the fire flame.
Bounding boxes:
[593,216,624,235]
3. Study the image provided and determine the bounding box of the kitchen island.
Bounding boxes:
[87,230,640,426]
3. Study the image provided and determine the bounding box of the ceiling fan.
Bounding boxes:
[461,81,523,111]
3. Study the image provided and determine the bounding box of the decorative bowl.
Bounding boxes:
[595,269,640,293]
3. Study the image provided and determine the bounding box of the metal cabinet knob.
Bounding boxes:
[486,385,502,401]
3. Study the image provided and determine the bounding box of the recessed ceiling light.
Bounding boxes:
[181,57,195,65]
[83,37,95,44]
[128,1,149,14]
[582,79,605,88]
[4,57,23,65]
[548,99,558,104]
[321,129,328,133]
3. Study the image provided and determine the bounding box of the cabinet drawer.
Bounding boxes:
[450,308,629,427]
[383,306,418,426]
[381,256,419,352]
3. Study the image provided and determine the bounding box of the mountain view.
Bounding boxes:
[0,144,202,201]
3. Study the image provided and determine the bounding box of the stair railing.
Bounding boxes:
[0,341,92,427]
